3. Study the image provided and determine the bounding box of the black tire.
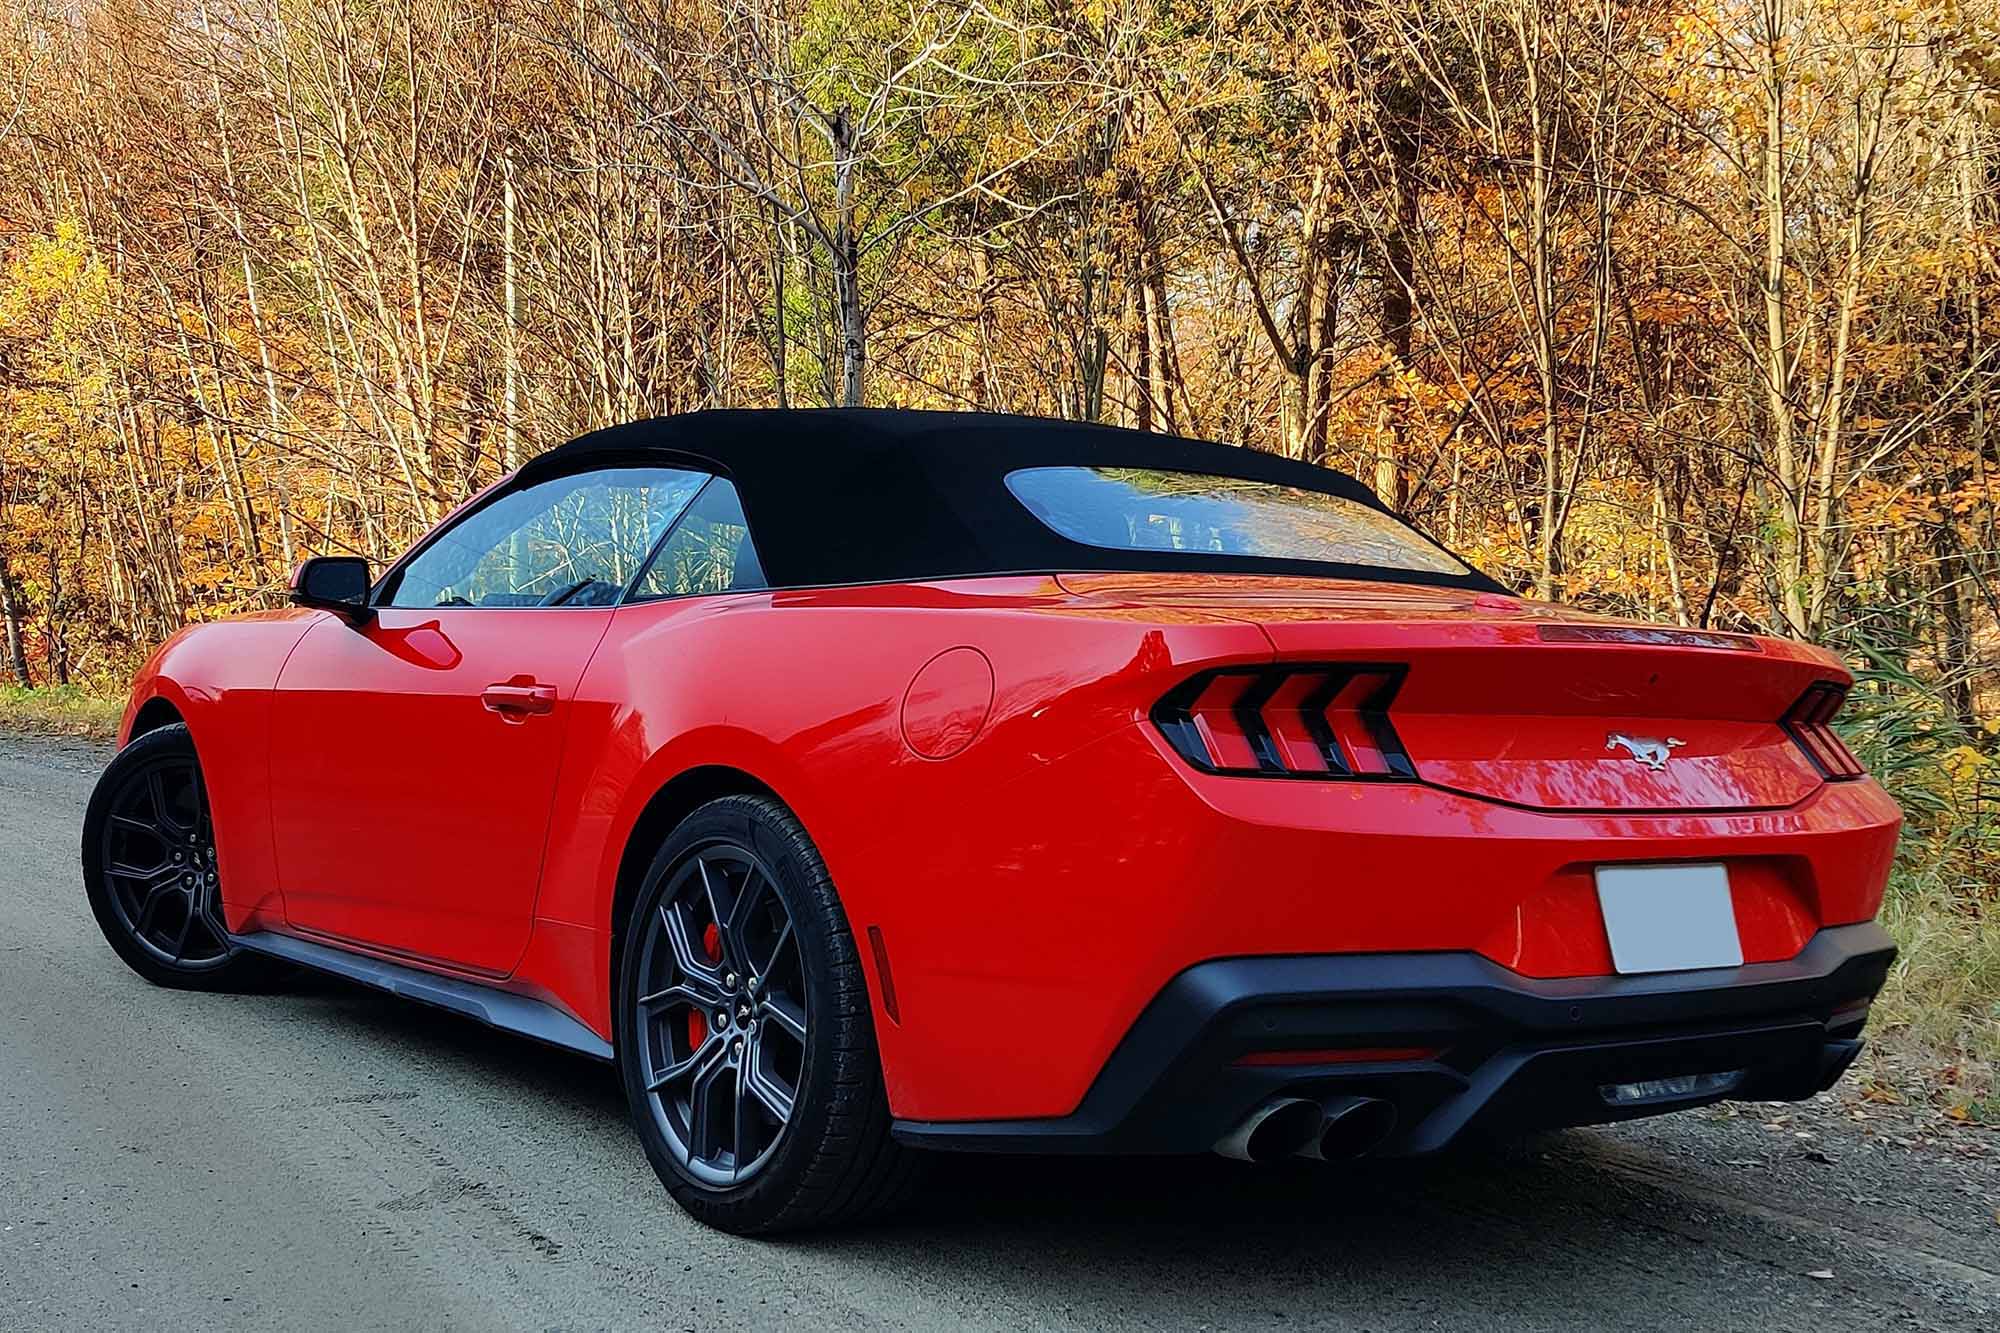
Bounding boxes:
[81,723,275,991]
[615,794,918,1234]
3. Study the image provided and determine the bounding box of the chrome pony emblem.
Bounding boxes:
[1606,732,1684,770]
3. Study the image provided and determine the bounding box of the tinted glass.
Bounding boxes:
[631,478,766,600]
[300,557,369,604]
[383,467,707,608]
[1005,466,1469,576]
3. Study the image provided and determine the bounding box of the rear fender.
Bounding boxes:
[530,577,1273,1054]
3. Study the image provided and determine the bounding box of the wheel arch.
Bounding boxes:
[608,763,784,986]
[127,695,186,742]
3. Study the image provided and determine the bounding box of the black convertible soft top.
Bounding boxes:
[520,409,1502,593]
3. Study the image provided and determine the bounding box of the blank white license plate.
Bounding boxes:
[1595,863,1743,975]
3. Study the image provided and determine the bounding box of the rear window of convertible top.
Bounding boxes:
[1004,466,1469,576]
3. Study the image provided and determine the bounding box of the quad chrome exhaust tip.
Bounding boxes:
[1213,1097,1325,1162]
[1294,1096,1398,1161]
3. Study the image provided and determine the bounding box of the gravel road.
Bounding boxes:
[2,732,1994,1331]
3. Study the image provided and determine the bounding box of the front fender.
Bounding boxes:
[118,610,323,929]
[120,628,200,746]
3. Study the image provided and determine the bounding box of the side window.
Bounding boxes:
[382,466,708,608]
[630,478,766,600]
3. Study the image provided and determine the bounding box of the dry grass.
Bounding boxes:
[1861,825,2000,1121]
[0,685,122,741]
[1842,670,2000,1121]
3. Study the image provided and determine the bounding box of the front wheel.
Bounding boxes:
[615,794,917,1233]
[81,723,274,990]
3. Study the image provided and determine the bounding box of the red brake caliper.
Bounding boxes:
[687,921,724,1049]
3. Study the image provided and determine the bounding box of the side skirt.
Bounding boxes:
[231,930,614,1063]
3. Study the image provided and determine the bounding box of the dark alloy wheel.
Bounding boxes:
[633,842,809,1185]
[616,794,918,1233]
[81,723,273,990]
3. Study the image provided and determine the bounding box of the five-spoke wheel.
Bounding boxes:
[100,753,228,968]
[82,722,270,989]
[616,794,917,1233]
[632,844,809,1185]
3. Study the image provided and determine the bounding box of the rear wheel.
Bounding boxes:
[81,723,273,990]
[615,794,917,1233]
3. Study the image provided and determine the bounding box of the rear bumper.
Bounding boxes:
[891,922,1894,1155]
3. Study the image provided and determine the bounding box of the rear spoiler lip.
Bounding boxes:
[1535,623,1762,652]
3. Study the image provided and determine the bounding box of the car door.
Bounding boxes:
[268,462,710,974]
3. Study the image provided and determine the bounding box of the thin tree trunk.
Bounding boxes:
[1524,28,1563,601]
[0,567,29,687]
[769,198,789,409]
[830,108,865,407]
[1757,0,1805,633]
[1805,73,1887,635]
[1129,254,1155,431]
[1377,209,1414,509]
[970,242,997,409]
[502,143,522,470]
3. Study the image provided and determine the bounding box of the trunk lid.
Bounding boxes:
[1060,573,1844,813]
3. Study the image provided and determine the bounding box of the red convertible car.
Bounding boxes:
[82,409,1901,1233]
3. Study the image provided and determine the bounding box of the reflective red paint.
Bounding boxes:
[269,607,614,974]
[123,572,1901,1124]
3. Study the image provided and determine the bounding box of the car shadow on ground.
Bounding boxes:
[279,975,1616,1204]
[260,970,1942,1328]
[806,1137,1871,1327]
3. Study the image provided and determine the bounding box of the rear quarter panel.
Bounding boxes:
[530,576,1272,1053]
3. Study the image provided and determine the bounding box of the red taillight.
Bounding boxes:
[1152,665,1415,779]
[1781,681,1864,780]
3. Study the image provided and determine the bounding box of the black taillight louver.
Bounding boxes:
[1151,665,1415,780]
[1781,681,1864,780]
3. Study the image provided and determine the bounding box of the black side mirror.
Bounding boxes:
[290,556,373,623]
